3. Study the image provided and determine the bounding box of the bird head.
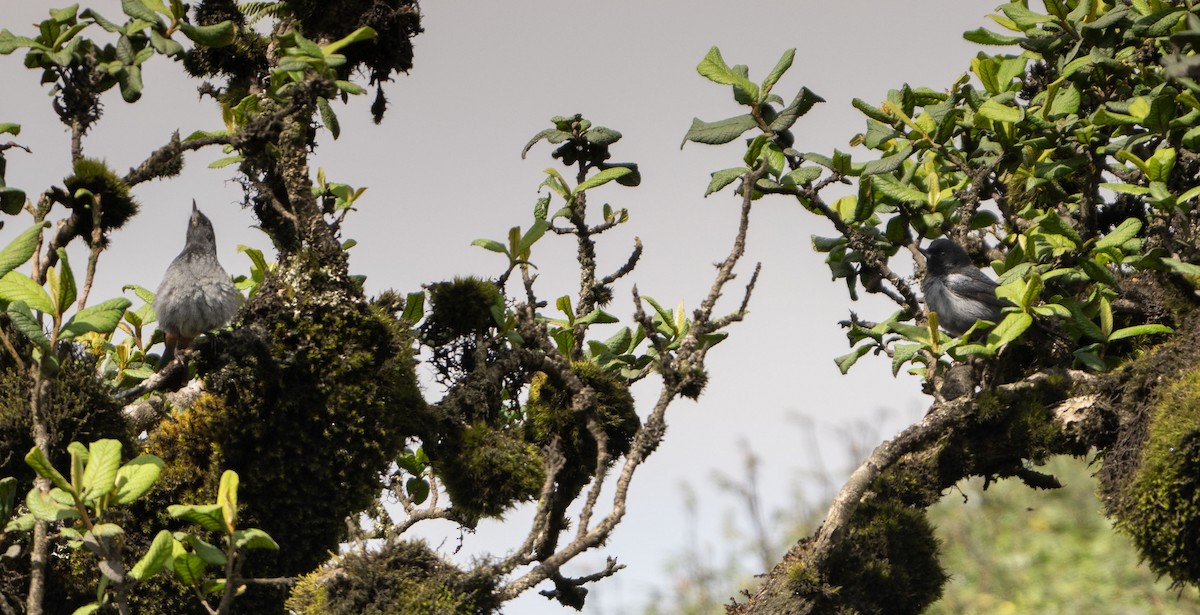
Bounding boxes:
[922,238,973,276]
[185,200,217,248]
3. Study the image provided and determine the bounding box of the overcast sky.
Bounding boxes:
[2,2,990,613]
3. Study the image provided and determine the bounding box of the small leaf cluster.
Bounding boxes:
[690,1,1200,379]
[522,114,641,185]
[682,47,824,197]
[0,125,28,216]
[0,2,234,104]
[7,439,163,614]
[0,223,131,375]
[158,470,279,606]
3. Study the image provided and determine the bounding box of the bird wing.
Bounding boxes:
[942,270,1009,308]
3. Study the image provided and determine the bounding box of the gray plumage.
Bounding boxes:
[154,201,239,367]
[920,238,1007,337]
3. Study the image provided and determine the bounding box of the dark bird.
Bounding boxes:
[153,201,240,368]
[921,238,1007,337]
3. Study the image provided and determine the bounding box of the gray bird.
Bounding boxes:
[153,201,240,368]
[921,238,1008,337]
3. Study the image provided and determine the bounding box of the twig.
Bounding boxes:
[78,194,104,309]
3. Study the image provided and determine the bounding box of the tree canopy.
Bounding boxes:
[0,1,1199,614]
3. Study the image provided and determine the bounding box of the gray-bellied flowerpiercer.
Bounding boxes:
[921,238,1007,337]
[153,201,240,368]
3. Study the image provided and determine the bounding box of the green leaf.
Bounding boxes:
[963,27,1022,45]
[517,220,550,256]
[54,249,77,315]
[406,477,429,505]
[834,344,872,374]
[316,97,339,140]
[120,0,161,25]
[400,291,424,323]
[178,21,235,47]
[576,308,619,326]
[168,504,227,533]
[218,470,238,533]
[60,297,132,339]
[8,301,50,353]
[1094,218,1142,250]
[1098,182,1150,196]
[574,167,632,194]
[232,527,279,551]
[1161,257,1200,277]
[988,312,1032,348]
[71,604,100,615]
[123,284,156,305]
[171,551,207,586]
[208,155,241,169]
[1107,324,1173,341]
[585,127,622,146]
[696,46,758,102]
[521,129,572,158]
[113,455,163,504]
[26,488,79,522]
[25,446,72,493]
[80,439,122,503]
[321,26,376,55]
[0,272,53,314]
[149,29,183,55]
[770,87,824,131]
[128,530,174,581]
[1036,211,1081,248]
[891,343,922,376]
[0,30,44,55]
[706,167,747,196]
[0,223,46,279]
[861,144,913,176]
[761,48,795,92]
[0,187,26,216]
[681,114,758,148]
[471,238,507,254]
[183,534,227,566]
[977,98,1024,123]
[871,174,926,203]
[0,476,15,520]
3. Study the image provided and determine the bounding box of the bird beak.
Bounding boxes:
[191,200,199,214]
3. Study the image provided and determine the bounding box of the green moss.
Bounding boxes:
[423,277,501,346]
[135,251,428,613]
[182,0,268,99]
[284,0,422,119]
[818,500,947,615]
[1118,368,1200,584]
[62,158,139,245]
[0,347,131,484]
[436,422,545,521]
[285,541,499,615]
[525,361,640,497]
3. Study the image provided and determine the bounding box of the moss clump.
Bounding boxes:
[287,541,499,615]
[62,158,139,246]
[525,361,640,494]
[422,277,501,346]
[285,0,422,122]
[436,422,545,521]
[1117,369,1200,584]
[182,0,269,97]
[0,346,131,483]
[818,500,947,615]
[136,250,428,613]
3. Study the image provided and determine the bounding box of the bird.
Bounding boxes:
[153,201,240,368]
[920,238,1008,337]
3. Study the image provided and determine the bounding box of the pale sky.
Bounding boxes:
[1,2,989,613]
